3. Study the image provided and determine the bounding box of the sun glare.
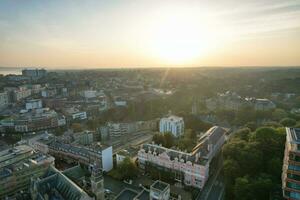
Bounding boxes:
[148,8,218,65]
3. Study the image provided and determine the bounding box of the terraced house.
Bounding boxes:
[138,126,226,189]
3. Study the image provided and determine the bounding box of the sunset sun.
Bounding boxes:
[148,8,217,65]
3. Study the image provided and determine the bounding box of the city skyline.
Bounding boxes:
[1,0,300,68]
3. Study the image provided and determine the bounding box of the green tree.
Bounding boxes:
[272,108,287,121]
[164,132,175,148]
[280,118,296,127]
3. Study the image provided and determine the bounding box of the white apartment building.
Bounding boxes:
[159,115,184,137]
[138,126,227,189]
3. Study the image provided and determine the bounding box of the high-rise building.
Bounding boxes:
[159,115,184,137]
[282,128,300,200]
[22,68,47,79]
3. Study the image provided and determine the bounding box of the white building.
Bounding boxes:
[102,146,113,172]
[72,111,87,120]
[150,180,170,200]
[159,115,184,137]
[65,107,87,121]
[116,150,130,165]
[254,99,276,111]
[138,126,227,189]
[82,90,97,99]
[25,99,43,110]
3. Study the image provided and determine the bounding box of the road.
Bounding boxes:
[196,154,224,200]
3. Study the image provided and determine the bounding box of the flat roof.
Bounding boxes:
[115,189,138,200]
[151,180,169,191]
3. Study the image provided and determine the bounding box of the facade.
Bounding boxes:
[0,145,55,198]
[138,126,226,189]
[254,98,276,111]
[116,150,131,165]
[26,99,43,110]
[150,180,170,200]
[0,92,9,110]
[72,111,88,120]
[159,115,184,137]
[47,141,113,172]
[282,128,300,200]
[5,86,32,102]
[22,68,47,79]
[41,87,57,98]
[82,90,97,99]
[106,119,158,138]
[206,91,276,111]
[64,107,88,121]
[0,108,66,133]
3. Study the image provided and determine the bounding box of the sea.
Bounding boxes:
[0,67,23,75]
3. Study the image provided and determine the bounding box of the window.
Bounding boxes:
[288,173,300,181]
[287,181,300,190]
[288,165,300,171]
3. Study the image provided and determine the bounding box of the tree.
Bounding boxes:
[233,128,251,141]
[272,108,287,121]
[164,132,175,148]
[152,132,174,148]
[280,118,296,127]
[109,157,138,180]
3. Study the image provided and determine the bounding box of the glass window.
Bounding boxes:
[287,181,300,190]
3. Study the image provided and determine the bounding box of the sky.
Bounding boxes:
[0,0,300,68]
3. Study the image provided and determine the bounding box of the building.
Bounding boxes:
[41,87,57,98]
[47,141,113,172]
[159,115,184,137]
[82,90,97,99]
[254,98,276,111]
[205,91,276,112]
[74,131,94,145]
[91,160,105,200]
[138,126,226,189]
[0,108,66,133]
[30,165,94,200]
[64,107,87,121]
[0,92,9,110]
[5,86,32,102]
[22,68,47,79]
[116,150,131,165]
[105,119,158,138]
[26,99,43,110]
[114,180,171,200]
[150,180,170,200]
[282,127,300,199]
[0,145,55,198]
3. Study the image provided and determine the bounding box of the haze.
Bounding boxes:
[0,0,300,68]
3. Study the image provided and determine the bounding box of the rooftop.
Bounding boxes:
[0,145,33,164]
[114,188,138,200]
[151,180,169,191]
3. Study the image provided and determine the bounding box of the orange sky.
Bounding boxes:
[0,0,300,68]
